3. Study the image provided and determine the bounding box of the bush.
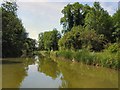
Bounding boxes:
[73,49,94,64]
[55,49,119,70]
[57,50,73,60]
[107,43,120,53]
[58,26,106,52]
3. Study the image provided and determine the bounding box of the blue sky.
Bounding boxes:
[0,0,119,40]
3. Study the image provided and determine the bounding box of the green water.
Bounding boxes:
[1,56,119,88]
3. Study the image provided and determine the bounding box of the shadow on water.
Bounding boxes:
[2,58,36,88]
[2,60,22,64]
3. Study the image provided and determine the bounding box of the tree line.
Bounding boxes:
[38,2,120,52]
[38,28,61,51]
[2,1,36,58]
[1,1,120,58]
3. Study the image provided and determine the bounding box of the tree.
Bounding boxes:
[39,29,61,51]
[60,4,73,33]
[22,38,37,56]
[2,1,25,57]
[58,26,106,51]
[81,27,106,51]
[72,2,83,26]
[2,1,36,57]
[59,26,82,50]
[60,2,91,34]
[59,26,83,50]
[84,2,113,42]
[112,9,120,42]
[38,33,44,50]
[51,29,61,50]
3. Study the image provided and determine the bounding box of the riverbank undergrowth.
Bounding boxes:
[49,50,120,70]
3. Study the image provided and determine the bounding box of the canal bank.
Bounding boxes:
[39,50,120,70]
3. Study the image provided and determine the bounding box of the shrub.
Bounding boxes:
[107,43,120,53]
[57,50,73,60]
[55,49,119,70]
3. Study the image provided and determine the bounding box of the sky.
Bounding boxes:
[0,0,120,40]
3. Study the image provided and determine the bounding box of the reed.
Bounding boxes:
[53,49,119,70]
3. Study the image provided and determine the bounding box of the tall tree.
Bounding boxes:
[38,33,44,50]
[60,4,73,33]
[84,2,113,42]
[22,38,37,56]
[72,2,83,26]
[2,1,35,57]
[112,9,120,42]
[60,2,91,34]
[58,26,106,51]
[41,29,61,51]
[58,26,83,50]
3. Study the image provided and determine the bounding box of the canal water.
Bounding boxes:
[2,56,118,88]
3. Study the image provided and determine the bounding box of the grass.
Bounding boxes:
[39,51,50,57]
[51,49,120,70]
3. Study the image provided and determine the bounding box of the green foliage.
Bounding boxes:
[2,1,36,57]
[38,33,44,50]
[39,51,50,57]
[59,26,106,51]
[22,38,37,57]
[95,51,119,69]
[58,1,120,69]
[2,1,17,15]
[112,9,120,42]
[2,1,25,57]
[80,28,106,51]
[38,57,60,79]
[38,28,61,51]
[73,49,94,65]
[59,26,82,50]
[60,1,119,52]
[60,2,91,33]
[2,0,120,70]
[106,43,120,53]
[55,50,119,69]
[60,4,74,33]
[57,50,74,59]
[84,2,113,42]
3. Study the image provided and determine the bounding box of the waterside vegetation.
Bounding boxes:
[38,2,120,70]
[1,1,120,70]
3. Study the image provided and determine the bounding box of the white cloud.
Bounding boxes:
[27,28,39,40]
[17,2,65,39]
[100,2,118,15]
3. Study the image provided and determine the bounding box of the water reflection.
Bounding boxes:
[20,56,62,88]
[2,56,119,88]
[38,57,60,79]
[2,58,35,88]
[37,57,118,88]
[56,60,118,88]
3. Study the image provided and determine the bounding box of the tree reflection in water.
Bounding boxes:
[37,56,118,88]
[2,56,118,88]
[2,58,35,88]
[37,57,60,79]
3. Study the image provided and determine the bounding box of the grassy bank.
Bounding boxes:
[50,50,120,70]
